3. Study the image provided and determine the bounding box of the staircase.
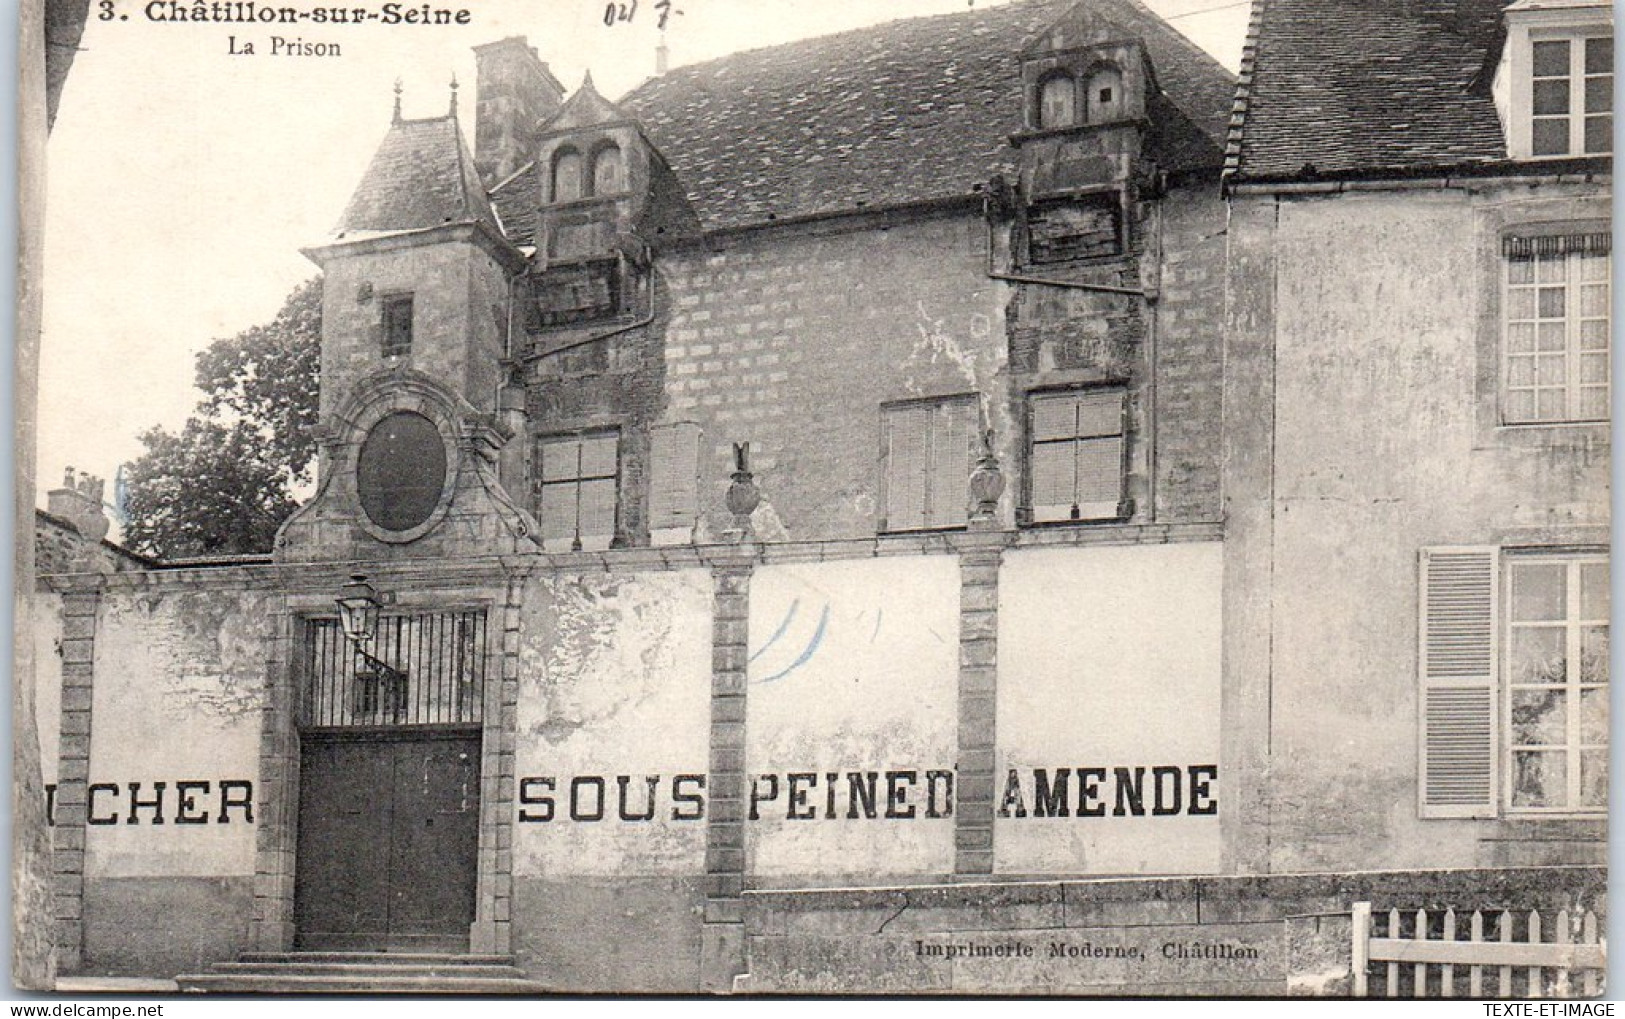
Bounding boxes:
[175,952,549,994]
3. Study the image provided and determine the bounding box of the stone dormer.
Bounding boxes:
[1493,0,1613,160]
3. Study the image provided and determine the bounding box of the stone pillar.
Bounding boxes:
[700,554,752,990]
[250,604,299,951]
[953,531,1006,876]
[473,568,525,955]
[52,587,100,973]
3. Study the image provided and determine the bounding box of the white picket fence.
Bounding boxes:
[1352,902,1605,998]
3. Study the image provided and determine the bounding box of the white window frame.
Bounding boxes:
[1502,552,1608,816]
[1500,4,1612,160]
[1502,241,1610,424]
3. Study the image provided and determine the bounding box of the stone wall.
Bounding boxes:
[738,866,1605,995]
[1223,181,1610,875]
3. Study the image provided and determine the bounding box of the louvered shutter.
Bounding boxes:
[649,423,701,536]
[1418,547,1500,818]
[883,406,929,532]
[926,400,975,528]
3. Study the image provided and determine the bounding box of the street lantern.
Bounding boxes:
[336,574,381,647]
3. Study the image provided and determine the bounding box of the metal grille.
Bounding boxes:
[302,611,488,729]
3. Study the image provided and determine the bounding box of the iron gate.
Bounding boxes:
[300,610,489,729]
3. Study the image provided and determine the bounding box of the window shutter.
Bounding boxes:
[1418,547,1500,819]
[649,423,701,532]
[926,401,975,528]
[883,406,928,531]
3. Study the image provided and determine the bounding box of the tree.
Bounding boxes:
[121,277,320,558]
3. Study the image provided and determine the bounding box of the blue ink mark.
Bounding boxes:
[756,604,829,684]
[749,598,799,663]
[871,608,883,643]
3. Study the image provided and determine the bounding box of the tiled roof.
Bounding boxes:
[334,114,504,238]
[1228,0,1524,181]
[603,0,1235,233]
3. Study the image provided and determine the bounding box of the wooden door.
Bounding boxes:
[295,732,481,951]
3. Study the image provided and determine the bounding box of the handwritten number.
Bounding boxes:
[603,0,641,26]
[97,0,115,20]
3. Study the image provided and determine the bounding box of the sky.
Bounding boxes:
[37,0,1249,528]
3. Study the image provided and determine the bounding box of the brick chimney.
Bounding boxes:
[473,36,566,187]
[47,467,109,542]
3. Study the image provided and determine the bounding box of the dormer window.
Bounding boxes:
[591,144,624,195]
[1086,66,1126,122]
[1500,3,1612,160]
[1530,36,1612,156]
[1037,72,1077,129]
[552,148,584,202]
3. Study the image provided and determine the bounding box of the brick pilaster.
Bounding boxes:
[52,588,100,973]
[954,535,1005,876]
[701,558,752,990]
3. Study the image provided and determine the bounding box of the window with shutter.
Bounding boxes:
[1027,387,1127,523]
[879,397,976,533]
[535,431,619,552]
[1418,547,1500,818]
[649,422,702,545]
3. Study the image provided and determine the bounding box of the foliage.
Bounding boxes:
[120,278,320,558]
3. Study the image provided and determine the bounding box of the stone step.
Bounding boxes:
[176,973,548,995]
[235,952,514,967]
[209,961,525,979]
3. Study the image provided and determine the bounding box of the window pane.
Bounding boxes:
[1534,39,1571,77]
[1512,562,1567,620]
[1580,351,1609,384]
[1537,322,1566,351]
[1586,37,1613,74]
[1536,254,1566,283]
[1508,356,1536,386]
[1537,355,1565,385]
[1512,750,1567,808]
[1582,562,1609,617]
[1580,687,1608,744]
[1579,386,1609,419]
[1511,688,1567,744]
[1533,118,1571,155]
[1031,441,1074,507]
[1581,319,1609,348]
[1581,626,1610,683]
[1537,287,1566,318]
[1534,78,1571,115]
[1506,389,1536,422]
[1537,388,1566,419]
[1508,323,1536,352]
[927,402,973,528]
[1580,252,1610,280]
[1580,750,1607,807]
[1585,75,1611,114]
[1579,282,1608,317]
[1511,626,1567,683]
[1584,114,1612,154]
[1507,287,1536,319]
